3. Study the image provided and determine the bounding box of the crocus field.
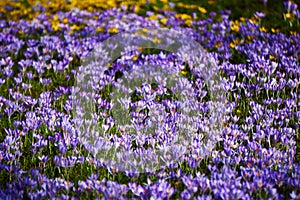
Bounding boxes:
[0,0,299,199]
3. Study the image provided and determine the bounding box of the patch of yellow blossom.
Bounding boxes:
[175,13,192,20]
[215,41,222,48]
[50,14,60,32]
[147,15,158,21]
[132,56,139,61]
[18,30,24,35]
[96,27,105,33]
[175,13,193,26]
[259,26,267,32]
[236,109,242,115]
[108,28,119,34]
[230,20,240,32]
[185,19,193,27]
[271,28,280,33]
[177,3,198,10]
[62,18,68,24]
[160,18,168,25]
[229,39,240,48]
[180,70,188,75]
[70,24,82,31]
[0,0,161,21]
[198,7,207,14]
[290,31,297,35]
[229,43,235,49]
[284,13,292,19]
[248,18,257,24]
[152,37,161,44]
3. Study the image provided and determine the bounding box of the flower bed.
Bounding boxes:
[0,0,299,199]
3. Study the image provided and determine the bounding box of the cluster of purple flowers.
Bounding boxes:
[0,2,299,199]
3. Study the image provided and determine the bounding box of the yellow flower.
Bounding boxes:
[188,5,198,9]
[236,109,242,115]
[160,18,168,24]
[290,31,297,35]
[141,28,148,33]
[215,42,221,48]
[271,28,279,33]
[239,17,245,22]
[132,56,138,61]
[108,28,119,34]
[269,55,275,60]
[152,37,161,44]
[96,27,105,32]
[23,8,30,15]
[62,18,68,24]
[134,5,140,13]
[71,24,81,31]
[229,42,235,48]
[259,27,267,32]
[53,14,59,21]
[162,4,171,11]
[285,13,292,19]
[147,15,157,21]
[52,22,60,31]
[175,14,192,20]
[249,18,257,24]
[185,19,192,27]
[180,70,188,75]
[87,6,94,12]
[198,7,207,14]
[177,2,184,7]
[153,6,159,11]
[230,21,240,32]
